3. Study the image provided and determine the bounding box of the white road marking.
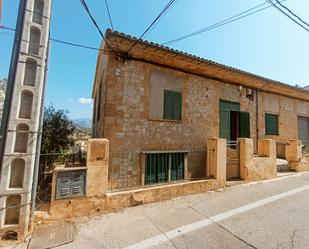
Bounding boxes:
[123,184,309,249]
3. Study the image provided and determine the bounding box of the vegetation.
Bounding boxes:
[41,105,75,154]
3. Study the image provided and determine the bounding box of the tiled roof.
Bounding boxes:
[107,29,309,96]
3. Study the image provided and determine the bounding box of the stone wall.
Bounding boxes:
[93,54,306,190]
[239,138,277,181]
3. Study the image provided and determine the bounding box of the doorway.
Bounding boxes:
[219,100,250,144]
[298,116,309,154]
[219,100,250,180]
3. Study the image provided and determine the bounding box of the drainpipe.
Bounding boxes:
[256,89,259,152]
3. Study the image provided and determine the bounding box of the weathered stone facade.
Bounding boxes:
[92,30,309,190]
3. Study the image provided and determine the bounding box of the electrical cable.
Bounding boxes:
[163,0,287,45]
[273,0,309,28]
[265,0,309,32]
[79,0,118,54]
[104,0,120,50]
[126,0,177,54]
[0,25,111,53]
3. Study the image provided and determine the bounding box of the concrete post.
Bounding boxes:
[207,138,226,181]
[239,138,276,181]
[239,138,253,180]
[286,139,302,162]
[86,139,109,197]
[258,139,276,159]
[0,0,52,238]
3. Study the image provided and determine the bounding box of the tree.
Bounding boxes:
[41,105,75,154]
[0,78,7,124]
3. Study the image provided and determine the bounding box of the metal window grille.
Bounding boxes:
[145,152,185,185]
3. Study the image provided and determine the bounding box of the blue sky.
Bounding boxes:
[0,0,309,119]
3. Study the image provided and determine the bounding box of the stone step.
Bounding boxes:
[277,158,289,172]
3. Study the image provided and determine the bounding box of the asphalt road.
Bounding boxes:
[5,172,309,249]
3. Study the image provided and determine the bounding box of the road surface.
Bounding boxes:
[6,172,309,249]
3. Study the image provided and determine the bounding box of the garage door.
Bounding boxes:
[298,117,309,145]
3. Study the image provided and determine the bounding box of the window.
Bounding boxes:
[33,0,44,24]
[163,90,182,121]
[14,124,29,153]
[9,158,25,188]
[96,84,102,122]
[5,195,21,225]
[265,113,279,135]
[19,90,33,119]
[24,59,37,86]
[145,152,185,185]
[28,27,41,55]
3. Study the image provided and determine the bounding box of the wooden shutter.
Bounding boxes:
[163,90,182,121]
[265,114,279,135]
[171,153,184,181]
[239,112,250,138]
[173,91,182,121]
[145,154,157,185]
[163,91,174,120]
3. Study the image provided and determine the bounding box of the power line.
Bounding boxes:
[79,0,117,54]
[104,0,120,50]
[266,0,309,32]
[163,0,287,45]
[0,25,111,53]
[105,0,116,33]
[126,0,177,54]
[273,0,309,28]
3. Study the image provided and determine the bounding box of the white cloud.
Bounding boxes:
[78,97,93,105]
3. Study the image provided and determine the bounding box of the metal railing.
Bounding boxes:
[227,140,238,150]
[40,150,87,173]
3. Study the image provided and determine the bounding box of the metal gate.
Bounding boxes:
[226,141,240,180]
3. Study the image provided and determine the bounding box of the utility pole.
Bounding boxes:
[0,0,52,238]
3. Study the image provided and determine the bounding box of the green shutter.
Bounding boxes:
[145,153,184,184]
[145,154,156,185]
[163,90,182,121]
[265,114,279,135]
[219,101,240,141]
[239,112,250,138]
[173,91,182,120]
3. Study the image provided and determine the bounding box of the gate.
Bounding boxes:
[226,141,240,180]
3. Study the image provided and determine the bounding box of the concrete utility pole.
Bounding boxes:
[0,0,52,238]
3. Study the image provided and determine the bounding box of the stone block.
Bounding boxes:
[286,139,302,162]
[239,138,276,181]
[207,138,226,181]
[86,139,109,197]
[258,139,276,158]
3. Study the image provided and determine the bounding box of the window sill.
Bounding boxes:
[148,118,182,124]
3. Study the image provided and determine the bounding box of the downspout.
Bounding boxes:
[256,89,259,152]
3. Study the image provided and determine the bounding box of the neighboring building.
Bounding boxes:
[0,79,7,124]
[92,30,309,191]
[0,0,52,237]
[303,85,309,91]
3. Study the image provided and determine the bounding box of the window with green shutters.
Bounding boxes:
[145,153,185,185]
[163,90,182,121]
[265,113,279,135]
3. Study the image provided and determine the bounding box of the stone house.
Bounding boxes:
[92,29,309,191]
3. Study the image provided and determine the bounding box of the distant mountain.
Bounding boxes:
[73,118,92,128]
